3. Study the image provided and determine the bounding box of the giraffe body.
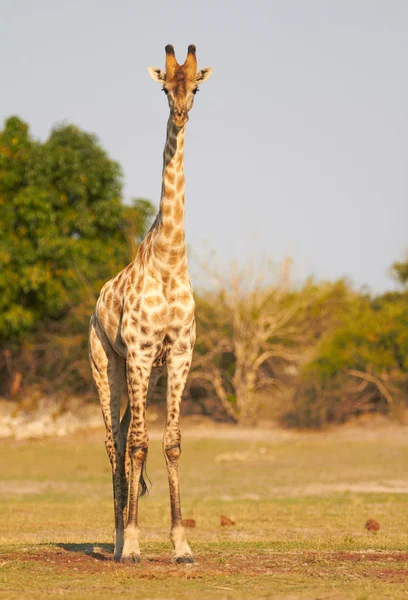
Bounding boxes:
[89,45,212,563]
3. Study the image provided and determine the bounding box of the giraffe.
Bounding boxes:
[89,44,212,564]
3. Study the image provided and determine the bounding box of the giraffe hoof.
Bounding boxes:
[175,554,195,564]
[120,554,141,564]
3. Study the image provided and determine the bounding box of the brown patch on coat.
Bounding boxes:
[176,175,184,193]
[166,170,175,185]
[161,222,173,239]
[173,202,184,222]
[165,187,175,200]
[170,306,184,320]
[172,229,184,245]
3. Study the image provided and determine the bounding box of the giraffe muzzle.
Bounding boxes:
[172,110,189,127]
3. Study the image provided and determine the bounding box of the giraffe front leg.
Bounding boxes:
[121,355,152,564]
[163,352,194,564]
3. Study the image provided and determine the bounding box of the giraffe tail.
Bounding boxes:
[139,454,151,497]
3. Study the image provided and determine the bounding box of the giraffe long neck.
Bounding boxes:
[152,118,187,273]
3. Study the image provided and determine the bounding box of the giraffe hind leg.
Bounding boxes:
[89,317,126,560]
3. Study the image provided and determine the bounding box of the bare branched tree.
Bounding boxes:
[189,259,312,424]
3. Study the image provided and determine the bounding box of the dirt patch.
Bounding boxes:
[368,568,408,583]
[2,547,408,581]
[331,552,408,563]
[0,547,286,578]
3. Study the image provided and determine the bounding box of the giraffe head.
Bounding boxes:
[148,45,213,127]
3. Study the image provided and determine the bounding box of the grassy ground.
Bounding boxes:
[0,418,408,599]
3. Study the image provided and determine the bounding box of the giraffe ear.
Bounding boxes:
[148,67,166,83]
[196,68,213,84]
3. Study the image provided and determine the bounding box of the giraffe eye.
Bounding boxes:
[162,87,168,95]
[192,88,199,95]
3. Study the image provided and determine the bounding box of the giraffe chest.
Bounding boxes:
[120,282,195,360]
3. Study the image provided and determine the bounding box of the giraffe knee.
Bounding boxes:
[129,445,148,465]
[164,444,181,462]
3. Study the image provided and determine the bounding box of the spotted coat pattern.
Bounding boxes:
[89,44,212,564]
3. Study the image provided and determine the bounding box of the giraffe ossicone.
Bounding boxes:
[89,44,212,564]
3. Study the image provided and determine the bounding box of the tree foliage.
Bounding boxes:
[190,262,408,427]
[391,254,408,287]
[1,115,406,428]
[189,262,346,424]
[0,116,154,393]
[289,286,408,427]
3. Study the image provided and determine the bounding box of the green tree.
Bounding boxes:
[391,253,408,287]
[291,286,408,427]
[0,116,155,394]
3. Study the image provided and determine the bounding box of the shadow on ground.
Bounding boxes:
[56,542,114,561]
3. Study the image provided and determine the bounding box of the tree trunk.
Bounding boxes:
[234,367,258,426]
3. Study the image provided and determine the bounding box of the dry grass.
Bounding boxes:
[0,418,408,598]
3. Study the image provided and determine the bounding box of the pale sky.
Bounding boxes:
[1,0,407,292]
